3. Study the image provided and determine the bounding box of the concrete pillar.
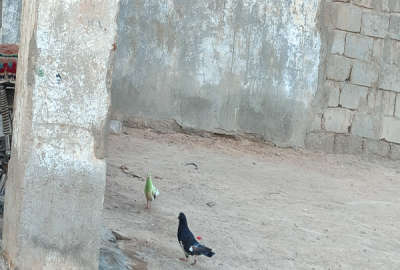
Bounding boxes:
[2,0,119,269]
[1,0,22,44]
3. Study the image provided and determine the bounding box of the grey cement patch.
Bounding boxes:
[111,0,322,147]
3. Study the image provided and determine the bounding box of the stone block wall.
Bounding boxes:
[2,0,399,160]
[306,0,400,160]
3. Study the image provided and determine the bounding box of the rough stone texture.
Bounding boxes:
[340,83,368,109]
[351,61,378,87]
[326,80,341,107]
[382,91,396,116]
[333,3,362,32]
[310,114,322,131]
[353,0,373,9]
[388,15,400,41]
[100,229,132,270]
[367,90,383,113]
[344,33,373,61]
[305,1,399,158]
[381,117,400,143]
[382,39,400,66]
[326,55,352,81]
[111,0,322,147]
[379,64,400,92]
[351,113,382,139]
[304,132,335,153]
[334,134,364,154]
[390,143,400,160]
[365,139,390,157]
[372,39,400,66]
[383,0,400,13]
[372,38,384,63]
[329,30,346,54]
[3,0,399,162]
[1,0,22,43]
[2,0,120,269]
[361,11,390,38]
[323,108,352,133]
[308,0,400,159]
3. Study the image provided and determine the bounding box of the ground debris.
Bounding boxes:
[119,165,144,181]
[185,162,199,170]
[105,127,398,269]
[112,230,132,241]
[206,201,216,207]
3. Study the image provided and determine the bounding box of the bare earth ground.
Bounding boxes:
[104,128,400,270]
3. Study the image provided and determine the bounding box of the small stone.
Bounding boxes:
[206,202,216,207]
[111,231,132,241]
[109,120,123,134]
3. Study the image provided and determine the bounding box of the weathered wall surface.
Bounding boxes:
[112,0,322,146]
[3,0,119,268]
[1,0,21,43]
[3,0,399,158]
[306,0,400,160]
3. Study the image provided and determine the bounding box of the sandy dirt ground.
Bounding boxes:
[104,128,400,270]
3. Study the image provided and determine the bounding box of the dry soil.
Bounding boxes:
[104,128,399,270]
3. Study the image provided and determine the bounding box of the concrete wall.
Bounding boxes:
[2,0,119,268]
[2,0,399,158]
[111,0,323,146]
[306,0,400,160]
[1,0,21,43]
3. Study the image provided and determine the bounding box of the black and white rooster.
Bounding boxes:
[177,212,215,265]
